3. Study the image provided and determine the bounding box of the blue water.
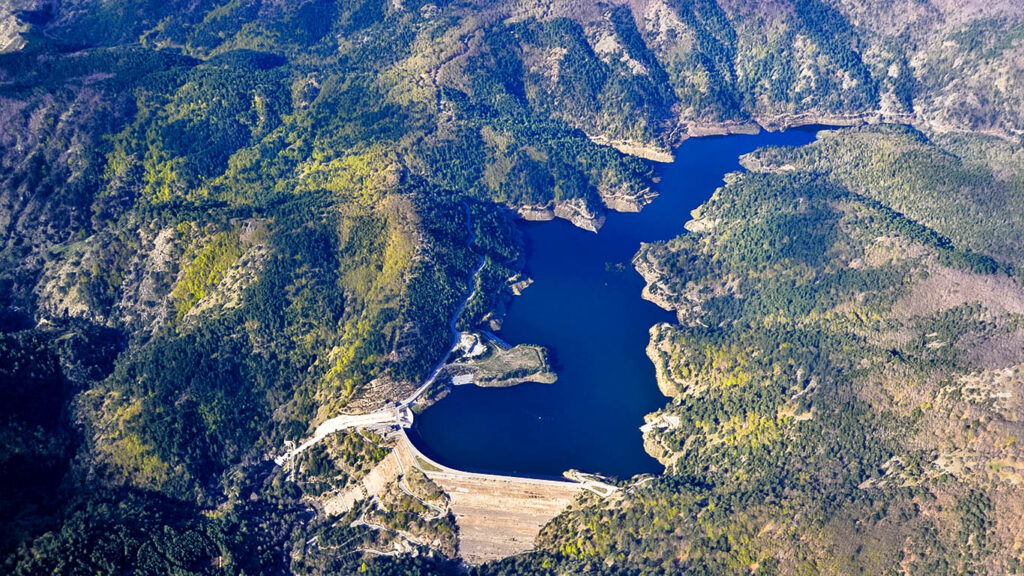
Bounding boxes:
[410,128,823,479]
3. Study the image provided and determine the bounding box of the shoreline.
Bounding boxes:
[314,119,1009,486]
[418,125,832,483]
[526,112,923,235]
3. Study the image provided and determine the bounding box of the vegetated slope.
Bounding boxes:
[0,3,652,573]
[0,0,1022,574]
[516,125,1024,575]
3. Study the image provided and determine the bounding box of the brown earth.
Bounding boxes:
[320,428,586,564]
[391,431,584,565]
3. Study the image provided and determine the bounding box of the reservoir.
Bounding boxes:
[410,128,823,479]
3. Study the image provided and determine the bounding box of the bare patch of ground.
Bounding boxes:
[894,264,1024,319]
[920,364,1024,488]
[323,451,404,516]
[314,425,593,565]
[391,431,586,565]
[430,474,581,564]
[961,328,1024,370]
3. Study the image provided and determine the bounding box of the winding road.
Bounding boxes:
[275,202,483,466]
[270,201,619,564]
[274,405,412,466]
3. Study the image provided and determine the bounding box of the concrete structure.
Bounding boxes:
[391,430,585,565]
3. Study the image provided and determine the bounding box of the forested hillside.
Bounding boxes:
[1,0,1023,574]
[591,126,1024,574]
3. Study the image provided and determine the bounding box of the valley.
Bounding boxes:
[1,1,1023,574]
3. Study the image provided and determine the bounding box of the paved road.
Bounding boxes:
[274,405,411,465]
[275,203,482,466]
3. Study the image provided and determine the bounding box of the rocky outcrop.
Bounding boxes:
[517,205,556,222]
[599,184,657,213]
[645,323,682,398]
[586,133,674,163]
[640,410,683,467]
[518,198,606,232]
[552,198,606,232]
[633,248,677,312]
[517,180,658,233]
[0,2,34,53]
[34,226,180,334]
[114,227,178,335]
[681,120,761,140]
[33,241,98,322]
[508,274,533,296]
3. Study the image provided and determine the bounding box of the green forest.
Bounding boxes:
[1,0,1023,574]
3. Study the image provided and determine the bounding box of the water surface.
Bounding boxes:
[410,128,822,478]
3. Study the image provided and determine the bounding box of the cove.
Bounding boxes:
[409,127,823,479]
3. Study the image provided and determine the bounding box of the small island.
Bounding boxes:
[441,332,557,388]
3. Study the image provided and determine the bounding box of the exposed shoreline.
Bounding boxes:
[527,112,924,234]
[545,110,1024,234]
[323,119,1004,484]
